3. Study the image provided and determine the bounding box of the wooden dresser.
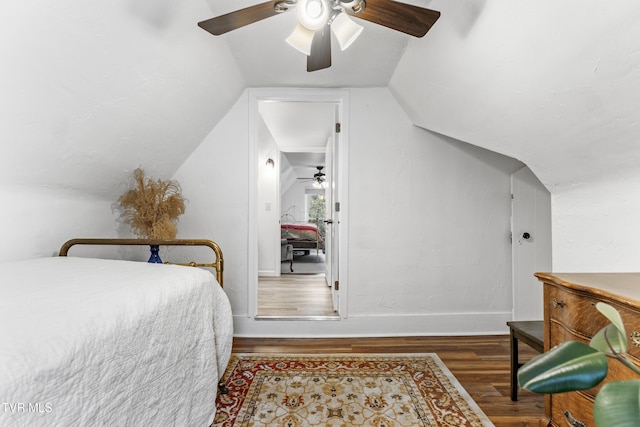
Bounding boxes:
[535,272,640,427]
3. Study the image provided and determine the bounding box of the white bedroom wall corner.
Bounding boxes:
[173,90,251,317]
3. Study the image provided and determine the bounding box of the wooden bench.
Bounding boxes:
[506,320,544,401]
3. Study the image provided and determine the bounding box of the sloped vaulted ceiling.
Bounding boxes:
[390,1,640,192]
[1,0,244,197]
[3,1,640,199]
[200,0,640,195]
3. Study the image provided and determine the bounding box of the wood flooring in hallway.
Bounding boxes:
[257,273,338,318]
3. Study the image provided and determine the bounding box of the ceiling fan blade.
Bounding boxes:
[307,27,331,72]
[198,1,283,35]
[347,0,440,38]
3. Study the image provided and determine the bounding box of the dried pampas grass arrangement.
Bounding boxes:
[119,168,186,239]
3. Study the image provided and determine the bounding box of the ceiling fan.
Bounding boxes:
[297,166,328,188]
[198,0,441,72]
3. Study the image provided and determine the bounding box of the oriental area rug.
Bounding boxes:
[212,353,495,427]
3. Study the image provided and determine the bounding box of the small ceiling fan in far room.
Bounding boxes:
[197,0,441,72]
[297,166,328,188]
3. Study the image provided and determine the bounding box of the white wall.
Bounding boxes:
[346,89,522,323]
[173,94,251,317]
[257,120,280,276]
[0,186,118,261]
[281,181,308,222]
[552,171,640,272]
[175,88,523,336]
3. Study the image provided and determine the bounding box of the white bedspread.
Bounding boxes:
[0,257,233,427]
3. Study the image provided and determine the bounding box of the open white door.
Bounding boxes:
[325,114,339,313]
[511,166,552,320]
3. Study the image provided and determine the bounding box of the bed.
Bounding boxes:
[280,222,324,273]
[0,238,232,427]
[280,222,324,255]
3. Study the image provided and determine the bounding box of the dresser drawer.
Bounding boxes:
[545,284,607,337]
[549,391,594,427]
[547,283,640,359]
[549,320,592,348]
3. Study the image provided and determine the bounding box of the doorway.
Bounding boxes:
[248,88,349,320]
[259,150,335,318]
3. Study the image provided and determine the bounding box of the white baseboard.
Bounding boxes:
[232,311,513,338]
[258,270,279,277]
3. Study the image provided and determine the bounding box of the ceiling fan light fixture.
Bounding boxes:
[313,177,327,189]
[286,23,316,56]
[338,0,366,14]
[330,12,363,51]
[198,0,440,73]
[297,0,330,31]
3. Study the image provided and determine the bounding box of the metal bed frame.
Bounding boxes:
[59,238,224,287]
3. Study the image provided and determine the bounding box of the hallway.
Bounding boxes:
[257,272,337,319]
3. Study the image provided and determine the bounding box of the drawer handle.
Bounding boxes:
[552,298,565,309]
[631,331,640,348]
[564,410,586,427]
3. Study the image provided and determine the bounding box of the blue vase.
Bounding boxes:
[148,245,163,263]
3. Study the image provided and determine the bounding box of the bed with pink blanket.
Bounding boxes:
[281,223,324,254]
[0,239,232,427]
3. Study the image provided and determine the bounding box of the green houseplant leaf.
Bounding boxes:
[594,380,640,426]
[590,302,628,354]
[591,324,628,355]
[518,340,608,393]
[596,302,626,333]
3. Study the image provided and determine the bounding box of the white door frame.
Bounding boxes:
[247,88,350,319]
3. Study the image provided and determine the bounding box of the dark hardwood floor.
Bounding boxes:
[231,335,547,427]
